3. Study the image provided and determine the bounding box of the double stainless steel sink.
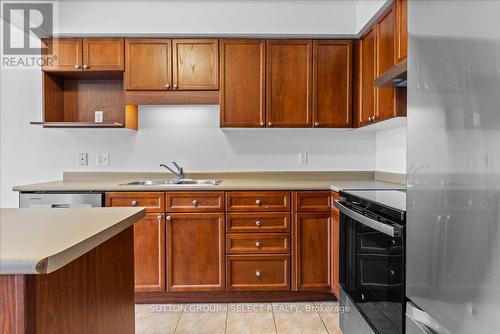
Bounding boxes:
[121,179,222,186]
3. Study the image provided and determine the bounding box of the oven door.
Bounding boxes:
[337,200,405,334]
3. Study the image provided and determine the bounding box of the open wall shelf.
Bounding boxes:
[32,72,138,131]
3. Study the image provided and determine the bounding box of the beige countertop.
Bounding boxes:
[13,171,405,192]
[0,208,145,275]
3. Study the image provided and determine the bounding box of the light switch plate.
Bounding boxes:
[298,152,308,165]
[96,153,109,166]
[94,111,103,123]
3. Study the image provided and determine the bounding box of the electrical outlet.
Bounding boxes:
[79,153,88,166]
[96,153,110,166]
[94,111,103,123]
[298,152,308,165]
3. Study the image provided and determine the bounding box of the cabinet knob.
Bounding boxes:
[391,239,396,246]
[83,64,89,70]
[255,241,262,248]
[260,122,265,127]
[173,84,178,89]
[389,270,396,276]
[255,220,262,226]
[368,116,372,122]
[192,200,198,206]
[255,270,262,277]
[268,122,272,127]
[314,121,320,127]
[166,215,172,222]
[157,215,162,223]
[255,199,262,205]
[165,83,171,89]
[372,115,376,122]
[74,64,81,69]
[131,200,137,206]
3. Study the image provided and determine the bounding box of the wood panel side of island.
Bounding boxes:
[0,227,135,334]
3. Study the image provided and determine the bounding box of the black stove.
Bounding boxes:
[336,189,406,334]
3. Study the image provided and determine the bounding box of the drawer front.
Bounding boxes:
[226,255,290,291]
[105,192,165,212]
[226,191,291,212]
[226,233,290,254]
[226,212,290,233]
[166,192,224,212]
[295,191,331,212]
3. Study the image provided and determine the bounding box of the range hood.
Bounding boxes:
[375,59,407,87]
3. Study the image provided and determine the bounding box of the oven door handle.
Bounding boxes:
[334,200,402,237]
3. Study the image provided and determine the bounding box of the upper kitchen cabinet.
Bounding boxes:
[82,38,124,71]
[125,39,172,90]
[266,40,312,127]
[375,4,397,122]
[220,39,266,127]
[172,39,219,90]
[312,40,352,128]
[124,38,219,105]
[356,28,376,127]
[42,38,82,71]
[42,38,124,72]
[396,0,408,63]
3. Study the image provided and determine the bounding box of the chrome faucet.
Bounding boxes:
[160,161,185,180]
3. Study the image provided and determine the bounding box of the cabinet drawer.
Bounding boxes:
[295,191,331,212]
[226,233,290,254]
[226,255,290,291]
[166,192,224,212]
[226,212,290,233]
[105,192,165,212]
[226,191,290,212]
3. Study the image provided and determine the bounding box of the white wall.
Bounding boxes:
[356,0,388,32]
[56,0,359,35]
[375,125,407,174]
[0,0,404,208]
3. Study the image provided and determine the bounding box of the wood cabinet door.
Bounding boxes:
[125,39,172,90]
[166,213,224,291]
[357,28,376,126]
[220,39,265,127]
[82,38,124,71]
[312,40,352,128]
[396,0,408,63]
[375,5,396,122]
[172,39,219,90]
[42,38,82,71]
[266,40,312,127]
[134,213,166,292]
[293,213,331,291]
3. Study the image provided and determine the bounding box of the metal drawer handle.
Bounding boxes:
[255,270,262,277]
[255,220,262,226]
[192,200,198,206]
[255,241,262,248]
[255,199,262,205]
[131,200,137,206]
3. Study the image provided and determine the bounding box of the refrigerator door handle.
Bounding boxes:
[406,302,452,334]
[334,200,402,237]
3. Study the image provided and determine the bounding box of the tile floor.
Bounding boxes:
[136,302,342,334]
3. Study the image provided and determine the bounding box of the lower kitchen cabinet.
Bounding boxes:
[134,213,166,292]
[294,212,332,291]
[226,255,290,291]
[166,213,225,291]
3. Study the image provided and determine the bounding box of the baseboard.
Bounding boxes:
[135,291,337,304]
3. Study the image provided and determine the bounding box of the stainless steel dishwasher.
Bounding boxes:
[19,193,103,208]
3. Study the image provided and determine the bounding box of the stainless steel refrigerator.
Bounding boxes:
[406,1,500,333]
